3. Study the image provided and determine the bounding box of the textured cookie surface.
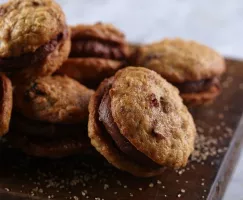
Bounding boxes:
[136,38,226,82]
[110,67,196,168]
[14,75,94,124]
[0,0,66,57]
[11,31,71,82]
[17,32,70,82]
[58,58,124,87]
[71,23,125,44]
[0,73,12,136]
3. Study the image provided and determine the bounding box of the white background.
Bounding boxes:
[58,0,243,59]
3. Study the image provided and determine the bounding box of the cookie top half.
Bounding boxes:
[136,38,226,82]
[110,67,196,167]
[0,0,66,57]
[14,75,94,124]
[71,22,125,44]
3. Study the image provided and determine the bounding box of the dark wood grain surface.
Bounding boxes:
[0,59,243,200]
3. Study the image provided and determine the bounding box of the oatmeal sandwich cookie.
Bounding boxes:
[10,75,94,158]
[58,23,130,88]
[0,73,12,136]
[0,0,70,80]
[88,67,196,177]
[135,38,226,105]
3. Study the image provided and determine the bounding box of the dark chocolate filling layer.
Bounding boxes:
[11,113,86,139]
[98,85,160,169]
[70,39,127,60]
[8,112,93,157]
[0,29,67,72]
[173,77,220,93]
[7,130,93,158]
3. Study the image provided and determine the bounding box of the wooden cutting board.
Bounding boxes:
[0,59,243,200]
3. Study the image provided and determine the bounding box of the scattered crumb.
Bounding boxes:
[239,83,243,90]
[197,126,204,133]
[149,183,154,188]
[218,113,224,119]
[1,105,235,200]
[104,184,109,190]
[81,192,86,196]
[116,180,122,185]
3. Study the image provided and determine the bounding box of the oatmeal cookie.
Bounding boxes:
[135,38,226,105]
[58,23,129,88]
[88,67,196,176]
[0,0,70,79]
[14,75,94,124]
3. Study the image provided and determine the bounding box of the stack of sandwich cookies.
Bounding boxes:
[0,0,70,81]
[10,75,94,158]
[58,23,130,88]
[135,38,226,105]
[88,67,196,177]
[0,73,12,137]
[0,0,97,158]
[0,0,210,178]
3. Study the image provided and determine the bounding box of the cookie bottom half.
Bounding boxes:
[181,85,221,106]
[8,113,93,158]
[58,58,124,89]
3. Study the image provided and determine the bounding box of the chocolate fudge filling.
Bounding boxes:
[11,113,86,139]
[70,39,127,60]
[173,77,220,93]
[99,86,160,169]
[0,29,68,72]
